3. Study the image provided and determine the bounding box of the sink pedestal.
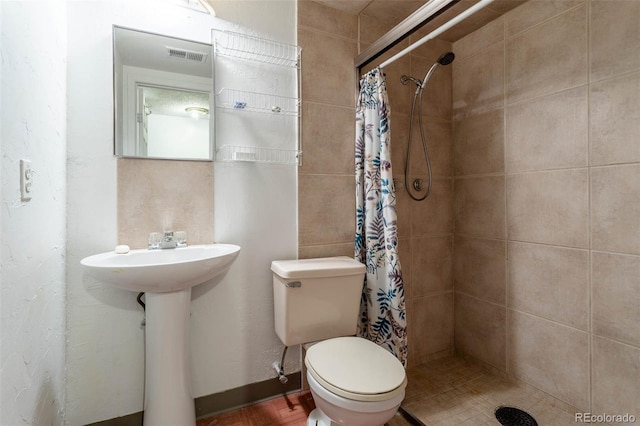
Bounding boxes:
[144,288,195,425]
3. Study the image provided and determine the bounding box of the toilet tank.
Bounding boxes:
[271,257,366,346]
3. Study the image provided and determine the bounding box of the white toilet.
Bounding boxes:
[271,256,407,426]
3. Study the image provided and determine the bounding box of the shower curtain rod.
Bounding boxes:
[355,0,496,71]
[355,0,456,69]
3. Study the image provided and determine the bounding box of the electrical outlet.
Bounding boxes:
[20,159,33,201]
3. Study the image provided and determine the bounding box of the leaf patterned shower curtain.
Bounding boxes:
[355,67,407,367]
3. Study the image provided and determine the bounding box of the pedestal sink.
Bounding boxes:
[81,244,241,425]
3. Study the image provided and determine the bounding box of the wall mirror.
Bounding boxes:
[113,26,213,160]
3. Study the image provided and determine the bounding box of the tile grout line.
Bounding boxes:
[586,0,593,414]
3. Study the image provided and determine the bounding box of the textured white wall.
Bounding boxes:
[205,0,299,396]
[0,1,67,425]
[66,1,297,424]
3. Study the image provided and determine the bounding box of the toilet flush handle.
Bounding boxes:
[285,281,302,288]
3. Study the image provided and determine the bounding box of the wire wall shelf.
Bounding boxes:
[216,88,300,116]
[213,30,301,68]
[216,145,301,166]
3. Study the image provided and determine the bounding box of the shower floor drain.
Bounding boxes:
[495,406,538,426]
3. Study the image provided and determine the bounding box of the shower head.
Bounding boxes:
[438,51,455,66]
[400,51,456,92]
[420,51,455,90]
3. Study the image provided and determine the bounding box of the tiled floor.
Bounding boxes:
[198,356,595,425]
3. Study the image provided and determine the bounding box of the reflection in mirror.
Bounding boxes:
[113,26,213,160]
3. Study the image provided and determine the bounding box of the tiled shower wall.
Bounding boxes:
[297,1,359,261]
[452,0,639,414]
[297,1,455,367]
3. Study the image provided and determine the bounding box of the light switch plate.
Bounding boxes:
[20,159,33,201]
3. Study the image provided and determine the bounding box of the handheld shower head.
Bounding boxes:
[437,51,455,66]
[420,51,455,89]
[403,51,456,201]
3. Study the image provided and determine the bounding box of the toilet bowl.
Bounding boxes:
[304,336,406,426]
[270,257,407,426]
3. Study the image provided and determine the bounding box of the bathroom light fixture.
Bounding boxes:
[174,0,216,16]
[196,0,216,16]
[185,107,209,118]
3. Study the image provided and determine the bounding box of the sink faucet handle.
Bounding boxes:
[148,232,162,249]
[174,231,187,247]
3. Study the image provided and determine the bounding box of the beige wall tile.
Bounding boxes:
[452,42,505,120]
[592,251,640,346]
[455,293,507,371]
[453,16,504,61]
[117,159,213,249]
[395,183,412,239]
[300,102,355,175]
[505,0,583,38]
[359,13,401,45]
[507,169,589,248]
[508,310,589,410]
[489,0,528,15]
[412,293,455,361]
[508,242,589,330]
[298,28,357,107]
[454,176,506,239]
[454,236,506,305]
[592,336,640,417]
[298,243,354,259]
[408,118,452,178]
[506,86,588,172]
[298,174,355,246]
[383,54,413,117]
[591,164,640,255]
[297,0,358,39]
[360,0,423,33]
[454,108,504,176]
[412,236,453,296]
[405,298,416,367]
[590,0,640,82]
[590,71,640,166]
[506,5,587,104]
[410,178,453,237]
[399,238,412,301]
[390,113,409,178]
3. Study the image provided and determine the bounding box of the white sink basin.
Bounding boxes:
[81,244,240,293]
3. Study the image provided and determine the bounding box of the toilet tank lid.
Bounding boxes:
[271,256,365,279]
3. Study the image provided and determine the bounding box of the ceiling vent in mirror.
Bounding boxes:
[167,46,208,63]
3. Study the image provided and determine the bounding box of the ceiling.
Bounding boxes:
[313,0,526,42]
[114,26,212,79]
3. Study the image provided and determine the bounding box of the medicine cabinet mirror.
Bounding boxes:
[113,26,213,160]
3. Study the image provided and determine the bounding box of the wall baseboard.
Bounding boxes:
[87,372,302,426]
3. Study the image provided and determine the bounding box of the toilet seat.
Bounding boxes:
[305,336,406,402]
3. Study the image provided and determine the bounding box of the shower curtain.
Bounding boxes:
[355,67,407,367]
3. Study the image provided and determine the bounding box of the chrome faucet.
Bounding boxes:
[160,231,178,249]
[148,230,187,250]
